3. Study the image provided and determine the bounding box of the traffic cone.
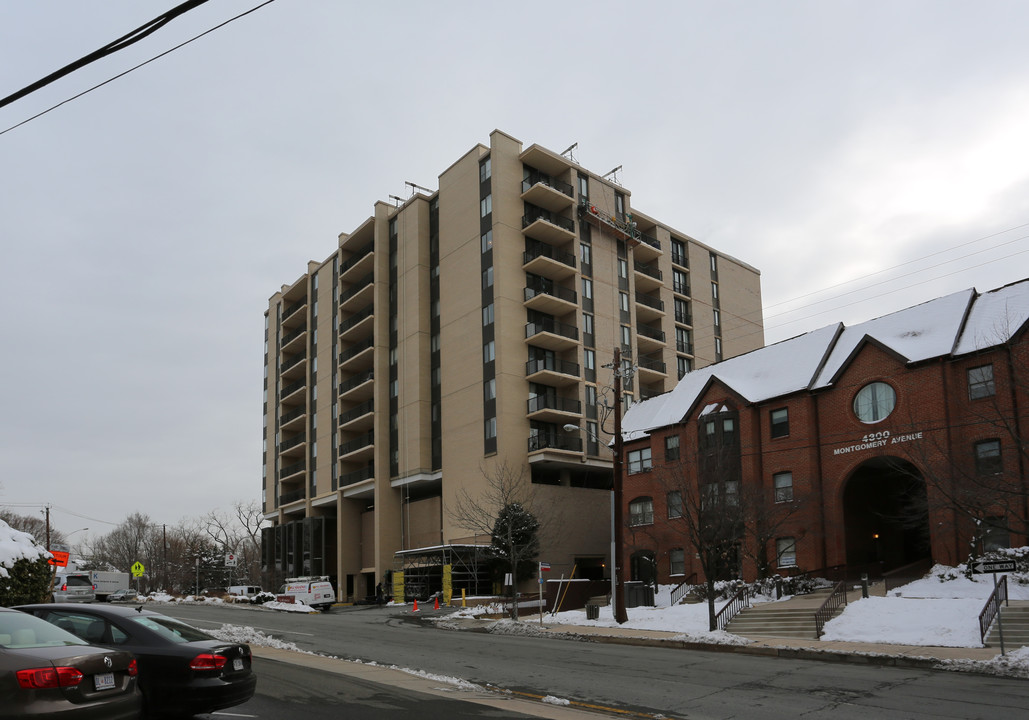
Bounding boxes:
[413,599,418,612]
[434,596,440,610]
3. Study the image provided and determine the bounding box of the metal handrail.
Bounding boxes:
[978,574,1008,644]
[814,580,848,637]
[669,574,698,605]
[714,585,751,631]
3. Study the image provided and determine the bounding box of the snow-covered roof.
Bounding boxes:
[0,518,49,579]
[623,279,1029,438]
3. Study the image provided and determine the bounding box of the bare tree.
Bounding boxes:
[0,510,65,548]
[195,500,264,586]
[449,461,546,620]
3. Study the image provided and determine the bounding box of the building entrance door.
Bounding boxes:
[842,457,930,575]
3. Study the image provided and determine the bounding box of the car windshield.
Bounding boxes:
[0,612,88,649]
[130,616,213,643]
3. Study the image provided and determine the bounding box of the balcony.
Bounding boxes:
[338,370,374,401]
[339,338,374,372]
[633,260,663,291]
[522,208,576,245]
[522,243,576,281]
[637,354,668,380]
[279,406,306,432]
[676,339,694,355]
[279,487,306,506]
[524,281,577,315]
[280,297,307,328]
[527,395,582,423]
[339,306,374,342]
[675,310,693,326]
[340,270,374,313]
[525,357,580,385]
[279,432,307,460]
[339,463,374,489]
[339,399,374,432]
[527,434,582,454]
[280,326,307,354]
[340,241,374,281]
[636,322,666,350]
[339,431,374,462]
[525,318,579,351]
[280,378,306,403]
[280,353,307,382]
[280,459,305,482]
[521,172,575,213]
[635,291,664,322]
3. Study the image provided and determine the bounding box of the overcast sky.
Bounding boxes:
[2,1,1027,539]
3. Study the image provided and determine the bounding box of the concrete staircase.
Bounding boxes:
[985,603,1029,647]
[725,605,822,639]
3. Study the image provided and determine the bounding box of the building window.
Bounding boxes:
[618,258,628,280]
[482,266,493,288]
[673,268,688,295]
[975,439,1002,475]
[483,340,495,363]
[582,278,593,300]
[665,434,680,461]
[619,292,629,313]
[677,356,692,379]
[482,303,494,326]
[675,327,691,354]
[667,491,683,519]
[670,548,685,576]
[484,378,495,401]
[713,308,721,328]
[627,447,652,474]
[578,174,589,199]
[485,416,497,439]
[621,325,631,348]
[968,365,995,399]
[714,337,723,361]
[629,496,654,527]
[582,313,594,335]
[481,230,493,253]
[479,157,491,183]
[711,282,719,301]
[671,238,687,267]
[480,194,492,217]
[853,382,896,423]
[774,472,794,503]
[580,243,592,266]
[770,408,789,438]
[982,517,1010,552]
[674,297,690,325]
[776,538,797,567]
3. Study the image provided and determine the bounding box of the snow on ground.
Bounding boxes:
[820,597,985,646]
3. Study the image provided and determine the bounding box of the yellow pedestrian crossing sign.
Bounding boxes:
[131,562,145,577]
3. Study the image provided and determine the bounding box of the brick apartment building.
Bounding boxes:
[619,279,1029,586]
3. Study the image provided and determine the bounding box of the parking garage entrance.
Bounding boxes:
[842,457,930,575]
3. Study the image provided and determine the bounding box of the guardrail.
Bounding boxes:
[978,574,1008,645]
[714,585,751,631]
[815,580,848,637]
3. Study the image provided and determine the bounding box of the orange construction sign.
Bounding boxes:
[48,550,70,567]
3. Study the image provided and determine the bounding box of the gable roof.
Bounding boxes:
[622,278,1029,440]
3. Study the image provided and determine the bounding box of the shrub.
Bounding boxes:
[0,555,53,606]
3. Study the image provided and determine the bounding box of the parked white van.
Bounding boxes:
[227,585,262,599]
[276,576,335,610]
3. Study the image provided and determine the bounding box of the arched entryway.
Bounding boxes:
[842,457,930,575]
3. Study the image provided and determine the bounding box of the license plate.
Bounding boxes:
[233,658,243,671]
[94,672,115,691]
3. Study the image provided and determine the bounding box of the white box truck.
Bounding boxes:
[90,570,131,601]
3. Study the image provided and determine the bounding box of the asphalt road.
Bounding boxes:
[161,602,1029,719]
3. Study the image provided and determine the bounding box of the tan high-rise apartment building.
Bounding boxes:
[262,130,764,602]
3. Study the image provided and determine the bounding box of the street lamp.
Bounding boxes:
[563,347,630,624]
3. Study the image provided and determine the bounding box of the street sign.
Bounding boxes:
[225,553,237,567]
[47,550,70,567]
[972,559,1016,574]
[131,561,145,577]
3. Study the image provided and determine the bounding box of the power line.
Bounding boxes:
[0,0,277,137]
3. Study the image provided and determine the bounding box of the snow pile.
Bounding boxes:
[542,695,571,705]
[0,518,49,578]
[262,600,319,614]
[821,597,985,646]
[889,563,1029,599]
[208,623,305,652]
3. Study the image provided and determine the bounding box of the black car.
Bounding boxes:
[16,604,255,718]
[0,606,140,719]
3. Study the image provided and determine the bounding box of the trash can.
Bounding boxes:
[586,603,599,620]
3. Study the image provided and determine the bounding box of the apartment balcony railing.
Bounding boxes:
[340,271,374,304]
[526,357,580,377]
[521,171,574,198]
[638,231,660,251]
[339,464,374,488]
[280,379,306,401]
[280,354,305,373]
[524,282,577,305]
[339,399,374,426]
[522,209,575,234]
[339,242,373,274]
[339,431,374,457]
[279,406,306,427]
[280,326,306,348]
[637,323,665,342]
[279,488,305,505]
[525,318,579,342]
[281,298,306,323]
[673,280,691,296]
[339,370,374,395]
[671,251,688,267]
[675,310,693,326]
[527,395,582,415]
[339,306,373,334]
[638,355,667,374]
[527,434,583,453]
[676,340,694,354]
[634,261,662,281]
[635,291,664,311]
[279,432,306,452]
[339,338,373,365]
[523,243,576,270]
[280,460,305,479]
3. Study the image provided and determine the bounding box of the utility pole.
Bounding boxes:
[612,347,628,624]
